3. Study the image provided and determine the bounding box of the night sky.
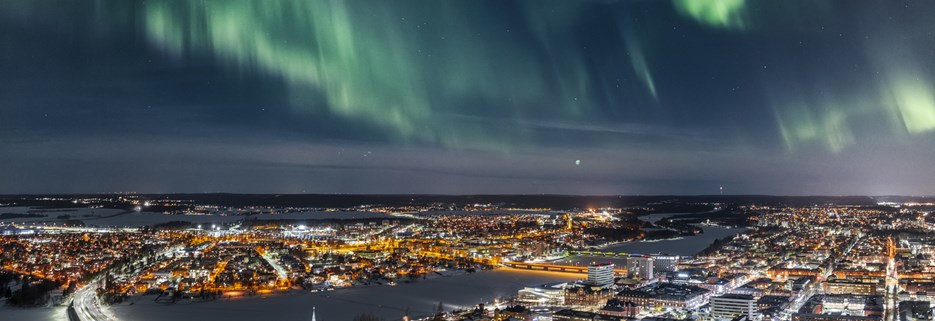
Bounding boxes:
[2,0,935,195]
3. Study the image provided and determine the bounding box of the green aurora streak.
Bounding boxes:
[5,0,933,155]
[140,0,935,153]
[672,0,748,30]
[143,0,605,150]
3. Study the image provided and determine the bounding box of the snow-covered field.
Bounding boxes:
[0,305,68,321]
[110,269,579,321]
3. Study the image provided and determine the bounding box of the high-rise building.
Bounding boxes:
[588,263,615,287]
[627,256,654,280]
[652,255,679,273]
[710,294,758,320]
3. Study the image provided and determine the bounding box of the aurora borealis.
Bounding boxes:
[1,0,935,195]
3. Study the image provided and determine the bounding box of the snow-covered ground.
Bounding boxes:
[109,269,579,321]
[0,305,68,321]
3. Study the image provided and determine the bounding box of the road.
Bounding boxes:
[259,250,289,281]
[70,246,182,321]
[72,281,116,321]
[884,256,898,321]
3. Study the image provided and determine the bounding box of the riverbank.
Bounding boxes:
[587,211,749,256]
[598,224,746,256]
[110,268,580,321]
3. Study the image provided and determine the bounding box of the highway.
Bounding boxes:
[72,281,116,321]
[69,246,182,321]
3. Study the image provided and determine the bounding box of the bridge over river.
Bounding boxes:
[503,261,628,275]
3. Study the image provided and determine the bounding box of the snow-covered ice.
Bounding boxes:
[110,269,579,321]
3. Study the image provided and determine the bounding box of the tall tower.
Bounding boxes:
[587,263,615,287]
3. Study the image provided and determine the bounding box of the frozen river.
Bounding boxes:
[111,269,580,321]
[555,212,748,268]
[601,211,747,256]
[553,224,745,266]
[599,224,746,256]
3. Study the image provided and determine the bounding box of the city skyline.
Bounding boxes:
[2,194,933,321]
